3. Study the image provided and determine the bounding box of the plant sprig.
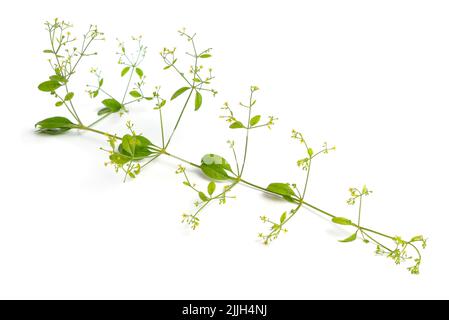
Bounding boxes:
[35,19,426,275]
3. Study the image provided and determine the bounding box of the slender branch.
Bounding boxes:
[165,88,194,148]
[88,113,110,128]
[239,91,253,176]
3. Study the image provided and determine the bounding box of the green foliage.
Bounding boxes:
[38,80,62,92]
[129,90,141,98]
[100,98,122,114]
[136,68,144,79]
[230,121,245,129]
[198,192,209,202]
[266,183,296,197]
[208,181,216,196]
[171,87,190,100]
[250,115,261,127]
[120,134,152,159]
[109,152,131,165]
[332,217,353,226]
[35,116,76,135]
[199,154,233,180]
[64,92,74,101]
[339,232,358,243]
[121,66,130,77]
[194,91,202,110]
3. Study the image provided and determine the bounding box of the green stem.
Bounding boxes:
[361,230,393,252]
[121,66,135,108]
[77,125,121,140]
[88,113,111,128]
[302,159,311,196]
[300,200,395,241]
[239,92,253,176]
[64,84,83,125]
[159,107,165,147]
[49,31,82,125]
[54,92,78,122]
[165,88,194,148]
[163,150,200,169]
[141,153,161,169]
[74,125,399,247]
[192,181,239,219]
[231,145,240,176]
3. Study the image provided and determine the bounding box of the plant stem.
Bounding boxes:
[54,92,78,122]
[231,144,240,176]
[302,160,311,196]
[240,92,253,176]
[159,107,165,148]
[165,88,194,148]
[163,150,200,169]
[88,113,111,128]
[121,66,135,111]
[300,200,395,241]
[75,124,398,246]
[77,125,121,140]
[141,153,161,169]
[192,181,239,219]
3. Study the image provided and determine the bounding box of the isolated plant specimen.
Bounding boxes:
[35,19,426,274]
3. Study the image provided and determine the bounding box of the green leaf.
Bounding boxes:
[121,66,130,77]
[362,184,368,194]
[308,148,314,157]
[121,135,135,155]
[97,107,111,116]
[201,154,232,171]
[38,80,62,92]
[339,232,358,243]
[129,90,141,98]
[267,183,296,197]
[199,54,212,58]
[64,92,74,101]
[282,195,297,203]
[280,212,287,223]
[200,164,229,180]
[207,181,216,196]
[229,121,245,129]
[43,49,53,54]
[55,101,63,107]
[118,134,152,160]
[250,115,261,127]
[49,75,67,83]
[332,217,353,226]
[200,154,233,180]
[101,98,122,113]
[411,235,424,242]
[136,68,144,79]
[199,192,209,202]
[35,116,76,135]
[109,153,131,165]
[135,135,152,146]
[194,91,202,111]
[171,87,190,100]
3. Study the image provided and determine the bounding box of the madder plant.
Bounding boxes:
[35,19,426,274]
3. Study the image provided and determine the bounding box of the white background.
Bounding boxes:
[0,0,448,299]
